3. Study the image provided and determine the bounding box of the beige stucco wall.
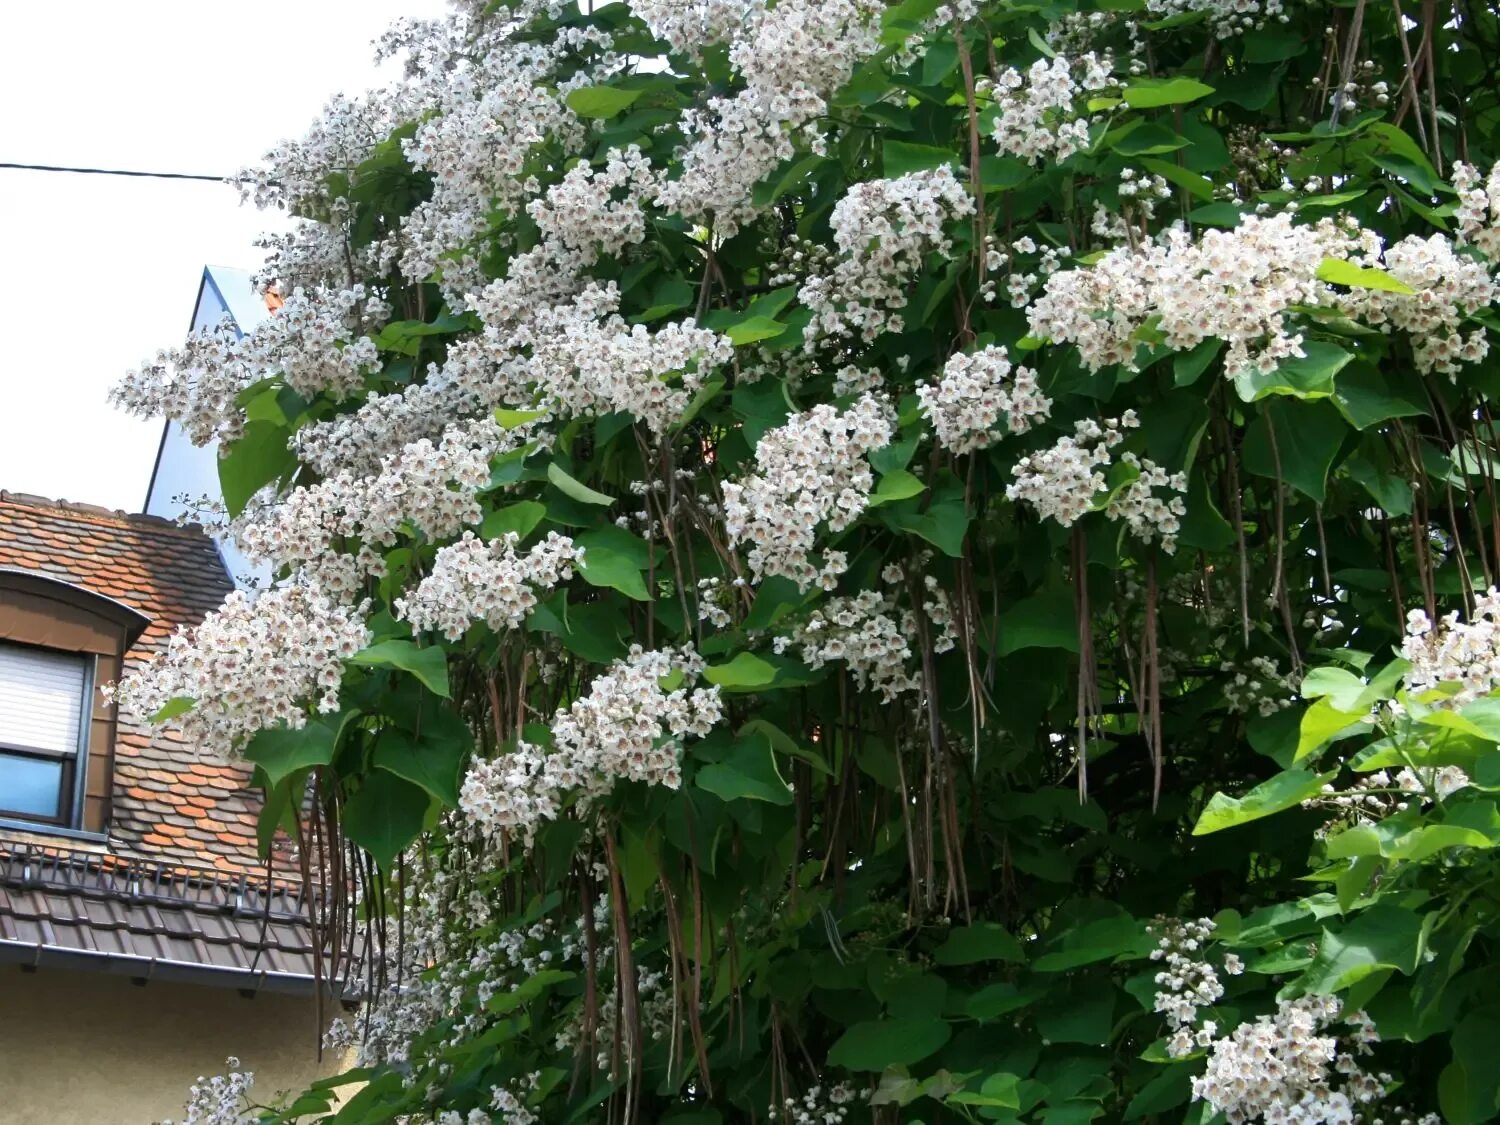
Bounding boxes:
[0,965,351,1124]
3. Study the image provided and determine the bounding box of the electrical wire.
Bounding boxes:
[0,161,238,183]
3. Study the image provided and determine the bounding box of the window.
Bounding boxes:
[0,641,90,827]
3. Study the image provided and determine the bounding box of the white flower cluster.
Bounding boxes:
[233,420,502,597]
[1028,214,1363,377]
[112,286,389,448]
[1107,453,1188,553]
[527,146,658,267]
[165,1058,256,1125]
[1403,589,1500,706]
[397,531,583,641]
[489,1074,543,1125]
[1342,234,1496,377]
[1396,764,1472,800]
[722,393,894,589]
[775,591,920,700]
[987,53,1115,166]
[771,1083,858,1125]
[628,0,759,55]
[1223,655,1298,716]
[917,345,1051,454]
[1193,997,1387,1125]
[508,283,734,435]
[237,87,418,214]
[1143,0,1287,38]
[801,166,975,345]
[1007,412,1142,531]
[1151,919,1389,1125]
[397,35,589,306]
[460,647,722,844]
[1092,170,1172,245]
[1150,917,1230,1058]
[1032,209,1497,381]
[1453,160,1500,260]
[697,576,734,628]
[111,585,371,758]
[654,0,884,235]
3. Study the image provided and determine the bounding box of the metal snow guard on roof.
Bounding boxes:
[0,840,327,995]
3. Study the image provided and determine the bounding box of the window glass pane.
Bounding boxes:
[0,751,64,819]
[0,642,85,753]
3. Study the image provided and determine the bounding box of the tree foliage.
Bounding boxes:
[117,0,1500,1122]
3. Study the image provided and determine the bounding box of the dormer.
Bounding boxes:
[0,570,149,835]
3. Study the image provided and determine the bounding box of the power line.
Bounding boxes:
[0,161,239,183]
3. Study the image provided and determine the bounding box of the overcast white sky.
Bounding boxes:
[0,0,444,511]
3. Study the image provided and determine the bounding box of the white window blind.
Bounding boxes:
[0,643,85,755]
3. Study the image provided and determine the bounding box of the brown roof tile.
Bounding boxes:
[0,491,278,876]
[0,842,327,992]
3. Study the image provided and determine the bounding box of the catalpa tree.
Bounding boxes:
[114,0,1500,1122]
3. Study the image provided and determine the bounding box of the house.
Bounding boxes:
[144,264,274,587]
[0,494,337,1122]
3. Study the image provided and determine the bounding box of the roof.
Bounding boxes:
[0,490,268,873]
[142,265,274,589]
[0,841,325,994]
[201,264,275,337]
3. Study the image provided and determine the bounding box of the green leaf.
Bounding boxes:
[1139,158,1215,201]
[725,315,788,346]
[949,1074,1022,1109]
[494,407,549,430]
[704,652,780,690]
[565,85,644,118]
[696,733,793,805]
[876,488,970,557]
[1178,474,1235,551]
[676,377,725,430]
[1295,696,1372,762]
[1124,1066,1194,1120]
[1298,903,1423,992]
[934,922,1025,965]
[343,769,432,870]
[148,696,195,723]
[967,983,1042,1021]
[1193,769,1331,834]
[868,468,926,508]
[480,501,547,542]
[351,639,451,698]
[1032,915,1153,971]
[244,720,338,788]
[1300,666,1368,711]
[997,590,1079,657]
[827,1018,953,1071]
[1123,77,1215,108]
[1109,122,1190,157]
[1324,821,1494,861]
[1439,1014,1500,1125]
[1331,367,1428,430]
[373,314,468,356]
[576,525,651,601]
[884,140,958,178]
[373,727,467,809]
[1241,401,1348,503]
[218,420,294,517]
[547,462,615,506]
[1315,258,1416,294]
[1232,340,1351,403]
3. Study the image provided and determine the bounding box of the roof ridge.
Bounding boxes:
[0,490,216,540]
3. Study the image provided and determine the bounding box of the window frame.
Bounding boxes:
[0,640,94,830]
